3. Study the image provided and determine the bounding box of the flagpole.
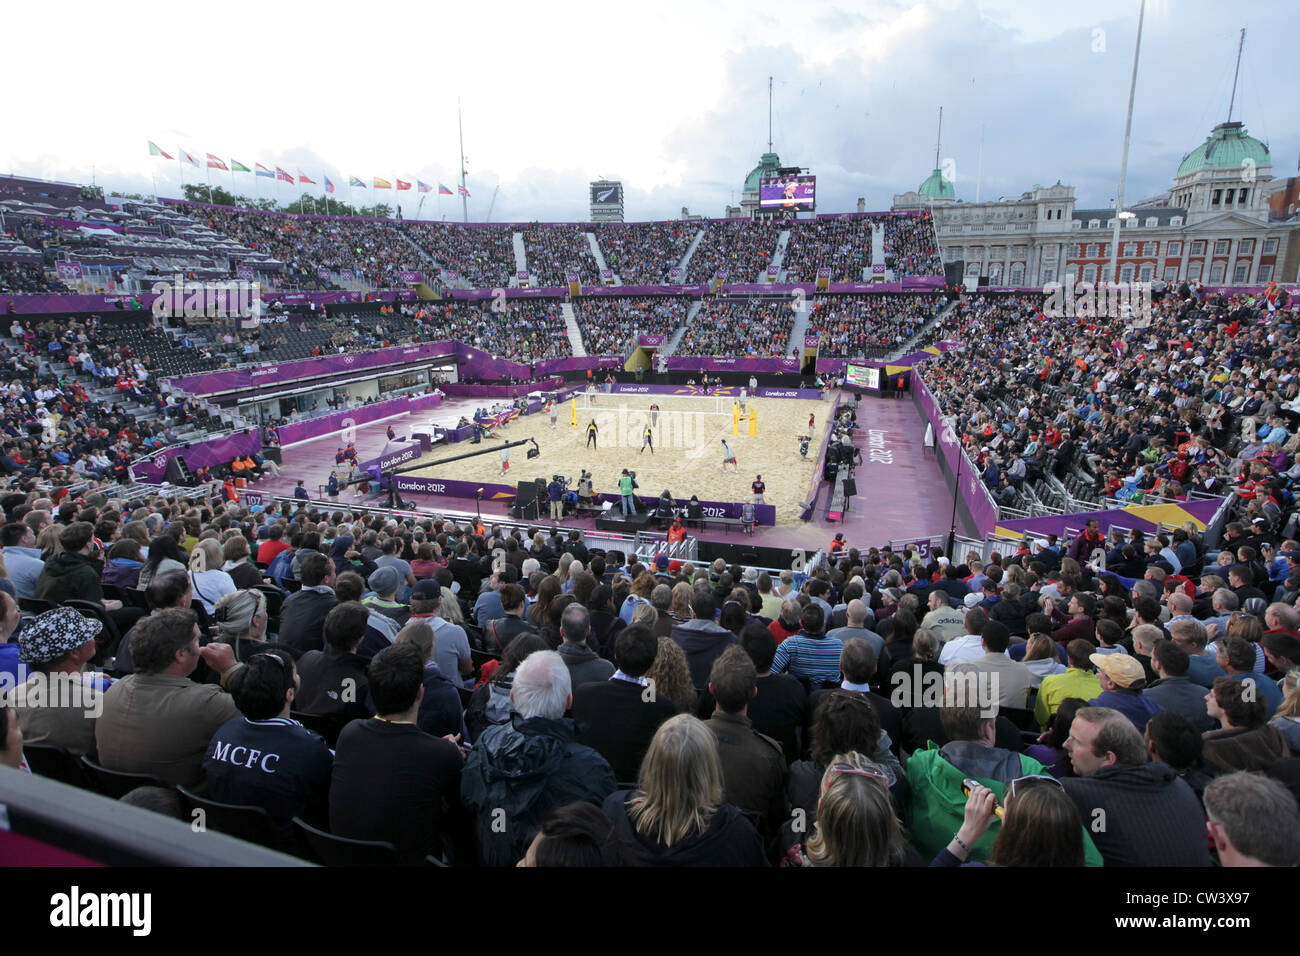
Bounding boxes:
[205,161,214,204]
[177,152,183,198]
[458,98,469,223]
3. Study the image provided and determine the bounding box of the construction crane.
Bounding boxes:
[486,185,500,222]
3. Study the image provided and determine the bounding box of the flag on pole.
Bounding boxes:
[231,160,251,173]
[148,141,173,160]
[324,176,335,194]
[374,177,392,189]
[417,181,433,194]
[298,172,316,184]
[396,179,412,191]
[206,154,229,171]
[349,176,366,188]
[458,185,471,197]
[255,163,275,178]
[275,167,294,183]
[438,184,454,195]
[180,150,201,168]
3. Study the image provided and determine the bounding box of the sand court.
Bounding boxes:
[405,392,837,525]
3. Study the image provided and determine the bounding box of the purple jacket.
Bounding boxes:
[101,558,143,591]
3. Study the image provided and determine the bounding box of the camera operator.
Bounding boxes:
[546,475,566,521]
[577,470,594,507]
[618,469,639,517]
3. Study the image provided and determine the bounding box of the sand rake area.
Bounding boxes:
[405,392,836,525]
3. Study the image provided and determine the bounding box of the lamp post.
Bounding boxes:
[1109,0,1146,288]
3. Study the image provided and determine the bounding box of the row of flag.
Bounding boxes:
[148,141,469,197]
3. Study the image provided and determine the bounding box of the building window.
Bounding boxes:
[1209,261,1226,283]
[1088,219,1100,229]
[1145,217,1158,228]
[1142,242,1157,256]
[1188,262,1202,280]
[1163,266,1178,281]
[1009,263,1024,285]
[1085,244,1098,258]
[1211,190,1221,206]
[1122,242,1136,256]
[966,262,980,274]
[1042,266,1056,282]
[1139,264,1153,281]
[1170,217,1183,227]
[1191,240,1206,255]
[1071,220,1081,229]
[1239,188,1248,205]
[1168,241,1182,256]
[1258,264,1272,282]
[1100,264,1113,282]
[1120,264,1135,282]
[1263,238,1278,254]
[1214,239,1229,255]
[1082,264,1097,283]
[1238,239,1253,255]
[1233,263,1249,283]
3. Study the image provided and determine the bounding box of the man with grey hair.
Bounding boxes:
[1164,591,1196,625]
[461,649,617,866]
[1203,772,1300,867]
[1167,617,1225,688]
[826,599,884,659]
[556,602,614,687]
[1203,587,1239,636]
[1061,706,1212,867]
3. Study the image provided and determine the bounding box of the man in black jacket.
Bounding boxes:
[462,649,616,866]
[703,645,787,842]
[1062,706,1213,867]
[485,583,538,653]
[573,624,676,782]
[277,552,338,654]
[330,643,464,865]
[295,602,371,722]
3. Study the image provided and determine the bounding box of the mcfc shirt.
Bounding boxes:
[203,717,333,830]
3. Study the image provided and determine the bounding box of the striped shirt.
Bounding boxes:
[772,632,843,685]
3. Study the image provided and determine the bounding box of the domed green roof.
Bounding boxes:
[743,152,782,193]
[1176,122,1270,178]
[919,168,955,200]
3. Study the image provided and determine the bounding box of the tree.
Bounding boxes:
[358,204,392,219]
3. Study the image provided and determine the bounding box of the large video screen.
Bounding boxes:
[590,182,623,206]
[846,364,880,390]
[759,174,816,209]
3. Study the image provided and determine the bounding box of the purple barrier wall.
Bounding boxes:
[2,288,419,317]
[130,429,263,483]
[606,384,822,399]
[362,441,424,472]
[392,475,778,525]
[171,342,459,395]
[913,374,1000,536]
[990,497,1226,540]
[536,356,625,375]
[665,356,800,373]
[443,380,562,398]
[638,335,665,347]
[278,393,442,447]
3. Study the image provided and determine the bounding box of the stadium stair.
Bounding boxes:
[395,231,458,286]
[662,300,704,357]
[770,229,792,282]
[785,297,811,358]
[511,232,528,287]
[561,303,588,358]
[883,297,959,362]
[675,228,707,279]
[586,233,617,284]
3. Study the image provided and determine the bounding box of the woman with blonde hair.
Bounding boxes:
[188,538,237,614]
[645,637,696,714]
[783,751,911,867]
[630,603,658,630]
[1270,670,1300,751]
[668,581,693,623]
[602,714,764,866]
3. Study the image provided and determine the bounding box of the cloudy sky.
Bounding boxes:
[3,0,1293,222]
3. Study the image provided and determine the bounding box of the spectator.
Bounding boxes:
[1061,706,1212,866]
[1202,676,1290,773]
[601,714,765,867]
[295,602,372,723]
[1203,772,1300,867]
[461,649,616,866]
[1,607,105,756]
[276,552,338,655]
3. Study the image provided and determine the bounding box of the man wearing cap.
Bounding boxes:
[407,579,473,686]
[1,607,107,757]
[1087,652,1163,733]
[363,566,409,627]
[95,608,241,788]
